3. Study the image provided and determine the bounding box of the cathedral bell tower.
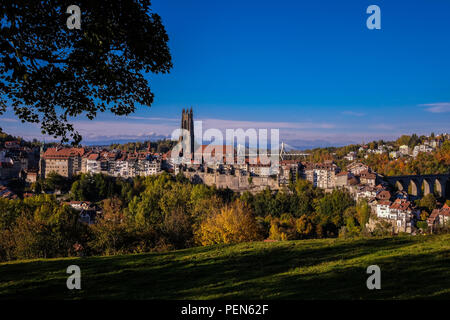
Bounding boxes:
[180,107,195,160]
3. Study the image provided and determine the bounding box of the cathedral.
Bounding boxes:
[180,107,195,159]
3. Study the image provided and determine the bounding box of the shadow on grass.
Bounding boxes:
[0,236,448,299]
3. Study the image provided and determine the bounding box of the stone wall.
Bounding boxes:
[365,217,413,234]
[184,171,280,193]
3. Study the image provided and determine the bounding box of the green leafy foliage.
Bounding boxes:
[0,1,172,143]
[0,195,89,261]
[416,194,437,214]
[3,170,445,262]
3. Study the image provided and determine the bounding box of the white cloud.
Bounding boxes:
[420,102,450,113]
[0,118,19,123]
[198,118,335,130]
[342,111,365,117]
[368,124,395,130]
[72,120,176,141]
[68,118,338,144]
[3,114,448,148]
[126,116,178,121]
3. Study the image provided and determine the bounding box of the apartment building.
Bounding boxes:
[375,198,418,233]
[304,161,339,189]
[40,147,85,178]
[428,204,450,232]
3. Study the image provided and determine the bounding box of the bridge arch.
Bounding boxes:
[434,179,442,198]
[408,179,420,197]
[422,178,434,196]
[395,180,406,192]
[445,178,450,199]
[385,174,449,200]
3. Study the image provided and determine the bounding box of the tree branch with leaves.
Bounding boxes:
[0,0,172,144]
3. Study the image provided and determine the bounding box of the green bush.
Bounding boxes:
[416,221,429,231]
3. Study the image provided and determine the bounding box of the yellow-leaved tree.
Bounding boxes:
[195,200,262,245]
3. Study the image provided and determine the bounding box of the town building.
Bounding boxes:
[346,162,369,176]
[81,149,162,178]
[67,201,99,224]
[40,147,85,178]
[304,161,340,189]
[0,185,18,199]
[344,151,356,161]
[427,204,450,232]
[278,160,303,185]
[375,198,418,233]
[353,185,378,201]
[25,169,38,183]
[399,145,410,156]
[412,144,434,158]
[335,171,356,187]
[389,151,400,159]
[180,107,195,160]
[86,153,101,174]
[359,170,377,187]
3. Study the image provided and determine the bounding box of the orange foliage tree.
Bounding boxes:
[195,200,263,245]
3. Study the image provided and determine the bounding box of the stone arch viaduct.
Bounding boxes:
[384,174,450,199]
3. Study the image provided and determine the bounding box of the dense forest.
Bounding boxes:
[1,172,386,262]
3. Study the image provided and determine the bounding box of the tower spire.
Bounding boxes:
[179,107,195,161]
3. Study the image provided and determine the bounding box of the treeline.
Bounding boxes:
[0,132,41,148]
[0,172,384,262]
[109,139,176,154]
[395,133,442,149]
[299,136,450,176]
[0,195,88,261]
[363,142,450,176]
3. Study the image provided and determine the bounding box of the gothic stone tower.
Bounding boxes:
[180,107,195,159]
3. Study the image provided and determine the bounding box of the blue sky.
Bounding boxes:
[1,0,450,148]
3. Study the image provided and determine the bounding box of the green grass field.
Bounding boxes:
[1,234,449,299]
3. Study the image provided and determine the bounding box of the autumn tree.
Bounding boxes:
[161,208,194,249]
[294,179,320,216]
[417,194,437,214]
[0,196,87,260]
[314,189,355,237]
[195,200,262,245]
[295,215,315,238]
[356,199,370,227]
[339,206,361,238]
[89,197,131,255]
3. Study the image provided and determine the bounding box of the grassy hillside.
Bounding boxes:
[1,234,450,299]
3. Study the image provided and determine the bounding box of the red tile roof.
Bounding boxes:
[376,190,391,200]
[389,199,413,211]
[87,153,100,160]
[360,170,376,179]
[43,147,85,159]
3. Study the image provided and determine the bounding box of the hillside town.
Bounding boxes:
[2,0,450,303]
[0,110,449,236]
